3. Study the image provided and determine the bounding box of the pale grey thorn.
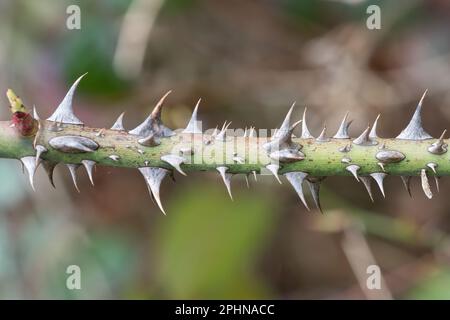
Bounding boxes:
[161,154,187,176]
[353,126,377,146]
[47,73,86,125]
[21,156,38,191]
[306,177,324,213]
[420,168,433,199]
[81,160,96,186]
[252,170,257,181]
[108,155,120,161]
[396,90,433,140]
[427,130,447,155]
[369,114,381,139]
[138,167,169,214]
[370,172,387,198]
[138,132,161,147]
[341,157,351,164]
[215,121,232,141]
[273,102,295,140]
[377,162,386,172]
[359,176,374,202]
[284,172,310,210]
[66,164,81,193]
[41,160,57,188]
[346,164,360,182]
[182,99,202,134]
[316,126,330,142]
[338,144,352,153]
[266,164,282,184]
[427,162,439,192]
[110,112,126,131]
[34,145,47,167]
[216,166,233,201]
[33,106,40,120]
[400,176,412,197]
[333,112,352,139]
[301,108,314,139]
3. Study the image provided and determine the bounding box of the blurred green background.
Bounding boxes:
[1,0,450,299]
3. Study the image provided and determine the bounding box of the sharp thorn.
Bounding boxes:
[400,176,412,197]
[285,172,310,210]
[359,176,374,202]
[47,73,86,125]
[266,164,282,184]
[353,126,377,146]
[420,168,433,199]
[110,112,126,131]
[216,166,233,200]
[306,177,323,213]
[161,154,187,176]
[301,107,314,139]
[81,160,96,186]
[21,156,38,191]
[333,112,352,139]
[66,164,80,193]
[346,164,360,182]
[396,90,433,140]
[138,167,169,214]
[34,145,47,167]
[182,99,202,134]
[41,160,57,188]
[369,114,381,139]
[370,172,387,198]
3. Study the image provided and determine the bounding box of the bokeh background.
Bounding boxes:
[1,0,450,299]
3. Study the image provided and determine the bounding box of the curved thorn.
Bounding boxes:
[47,73,86,125]
[138,167,169,214]
[183,99,202,134]
[216,166,233,200]
[420,168,433,199]
[359,176,374,202]
[138,132,161,147]
[66,164,80,193]
[396,90,433,140]
[353,126,377,146]
[346,164,360,182]
[35,145,47,167]
[110,112,126,131]
[252,170,257,181]
[21,156,38,191]
[369,114,381,139]
[333,112,352,139]
[370,172,387,198]
[81,160,96,186]
[301,107,314,139]
[150,90,172,120]
[266,164,282,184]
[400,176,412,198]
[33,105,40,120]
[161,154,186,176]
[42,160,57,188]
[274,102,295,139]
[245,174,250,188]
[306,178,323,213]
[284,172,310,210]
[316,126,329,142]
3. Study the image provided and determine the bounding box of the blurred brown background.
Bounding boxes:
[1,0,450,299]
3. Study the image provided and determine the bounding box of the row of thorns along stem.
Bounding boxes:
[8,74,448,214]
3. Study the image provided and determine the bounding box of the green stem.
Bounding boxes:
[0,121,446,177]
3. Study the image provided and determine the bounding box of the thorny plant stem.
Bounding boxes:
[0,121,446,177]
